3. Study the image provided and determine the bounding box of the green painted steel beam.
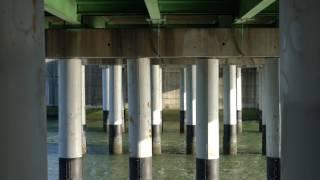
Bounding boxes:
[144,0,162,23]
[45,0,79,24]
[77,0,147,14]
[235,0,277,24]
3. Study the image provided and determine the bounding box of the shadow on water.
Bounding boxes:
[48,109,266,180]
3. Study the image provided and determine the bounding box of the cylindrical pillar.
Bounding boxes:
[236,67,243,134]
[261,66,267,155]
[223,65,237,155]
[102,67,110,132]
[186,65,197,154]
[58,59,83,180]
[265,59,281,180]
[280,1,320,179]
[121,66,126,133]
[128,58,152,180]
[257,67,263,132]
[180,67,187,133]
[81,64,87,155]
[196,59,220,180]
[108,62,123,155]
[159,66,163,133]
[0,1,47,178]
[151,64,162,155]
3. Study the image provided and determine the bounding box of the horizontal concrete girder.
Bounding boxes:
[46,28,279,59]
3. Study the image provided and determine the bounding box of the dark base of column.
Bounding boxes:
[237,110,243,134]
[267,157,280,180]
[186,125,195,154]
[223,124,237,155]
[152,125,162,155]
[179,110,185,133]
[196,159,219,180]
[109,125,123,154]
[59,158,82,180]
[129,157,152,180]
[82,124,87,131]
[103,110,109,132]
[258,110,262,132]
[262,125,266,155]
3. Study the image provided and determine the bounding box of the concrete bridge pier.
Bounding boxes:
[0,0,47,179]
[186,64,197,154]
[261,66,267,155]
[236,67,243,134]
[128,58,152,180]
[102,66,110,132]
[58,59,83,180]
[196,59,220,180]
[109,61,123,155]
[257,67,263,132]
[223,65,237,155]
[180,67,187,134]
[264,59,281,180]
[81,64,87,155]
[151,64,162,155]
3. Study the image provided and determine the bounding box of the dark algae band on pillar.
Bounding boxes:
[196,159,219,180]
[262,125,266,155]
[108,124,123,154]
[186,124,195,154]
[103,110,109,132]
[223,124,237,155]
[152,125,161,155]
[129,157,152,180]
[179,110,185,133]
[267,157,280,180]
[59,158,82,180]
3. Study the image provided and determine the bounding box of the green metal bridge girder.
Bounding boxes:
[45,0,79,24]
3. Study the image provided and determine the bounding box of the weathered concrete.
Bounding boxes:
[0,0,47,179]
[108,62,123,155]
[186,65,197,154]
[280,1,320,179]
[46,28,279,58]
[223,65,237,155]
[81,64,87,155]
[151,64,162,155]
[128,58,152,180]
[58,59,83,179]
[196,59,220,180]
[264,59,281,180]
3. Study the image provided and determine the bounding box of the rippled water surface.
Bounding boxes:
[48,109,265,180]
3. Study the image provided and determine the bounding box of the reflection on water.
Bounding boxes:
[48,110,265,180]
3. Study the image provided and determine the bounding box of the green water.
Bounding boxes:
[47,109,266,180]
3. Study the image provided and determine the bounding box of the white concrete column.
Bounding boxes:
[236,67,243,134]
[261,66,267,155]
[151,64,162,155]
[196,59,220,180]
[0,1,46,179]
[186,64,197,154]
[223,65,237,155]
[128,58,152,180]
[159,66,163,133]
[279,1,320,179]
[265,59,281,180]
[102,66,110,132]
[108,61,123,154]
[81,64,87,155]
[179,67,187,133]
[58,59,83,179]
